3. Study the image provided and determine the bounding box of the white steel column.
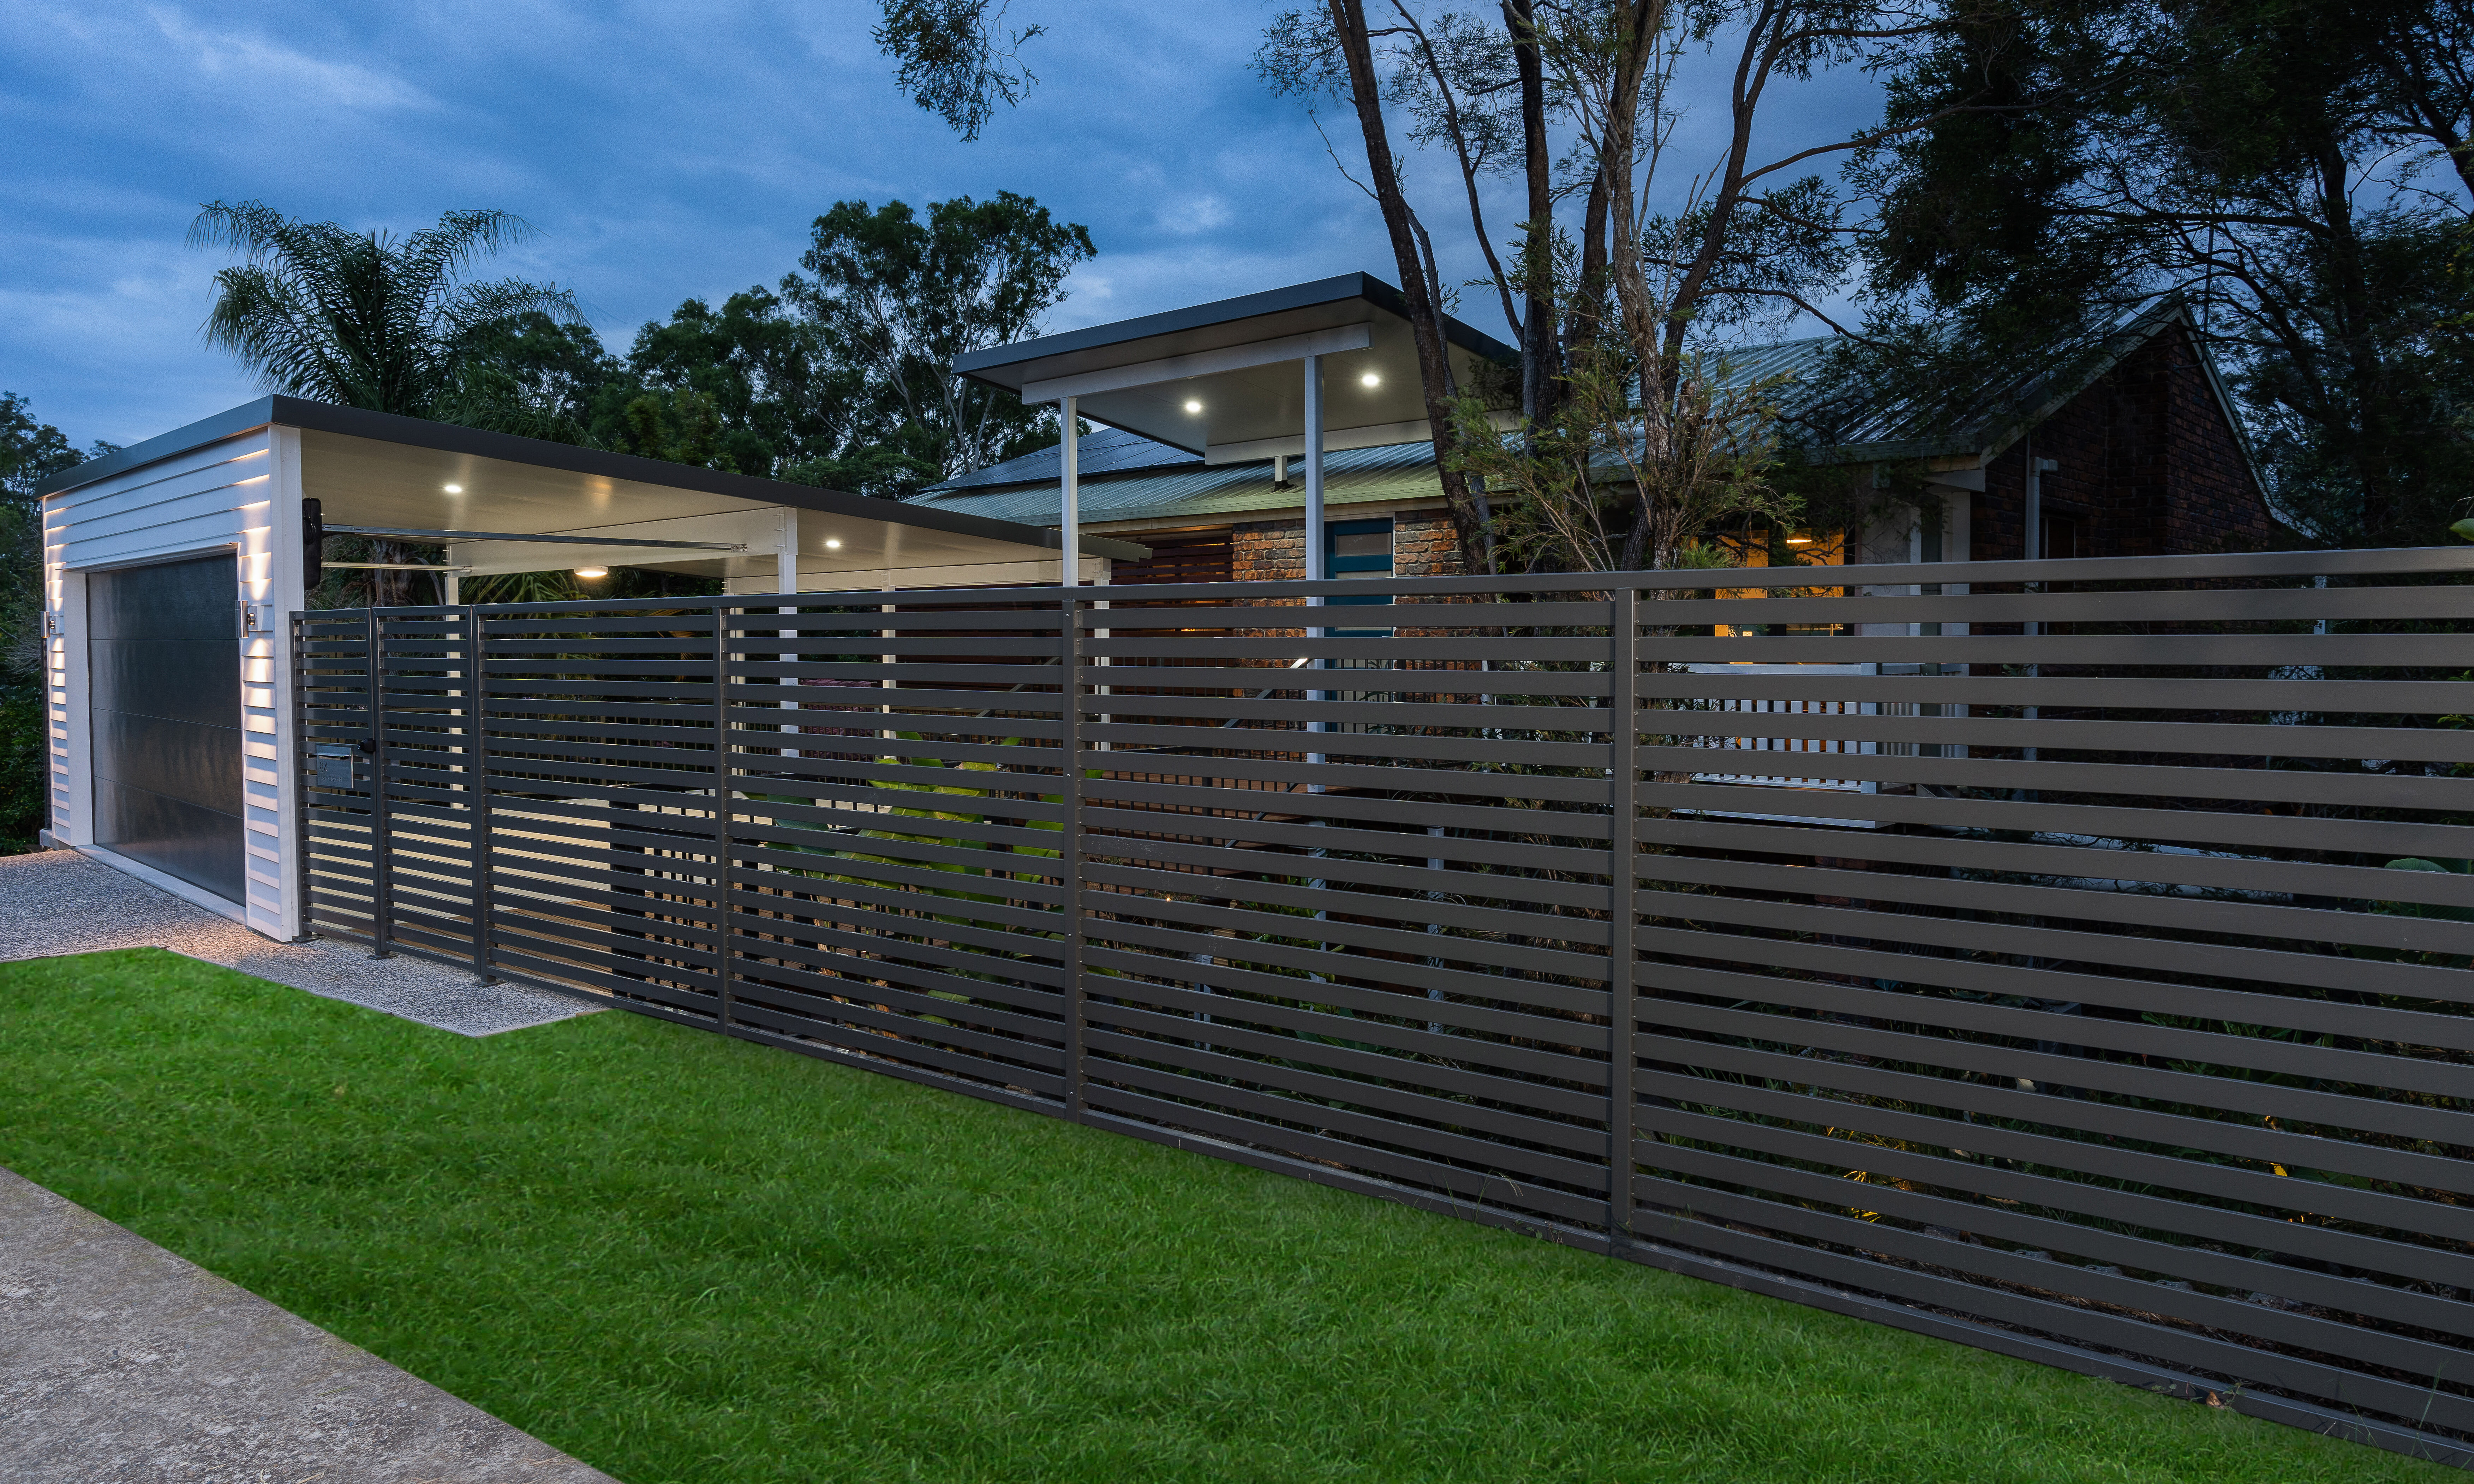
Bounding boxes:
[1060,394,1080,588]
[1304,354,1326,780]
[777,507,799,755]
[1303,357,1326,584]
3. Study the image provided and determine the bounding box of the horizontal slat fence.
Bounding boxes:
[297,546,2474,1467]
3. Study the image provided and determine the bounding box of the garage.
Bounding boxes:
[85,553,247,906]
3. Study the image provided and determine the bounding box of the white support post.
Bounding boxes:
[1304,354,1326,785]
[1060,394,1080,588]
[777,508,799,755]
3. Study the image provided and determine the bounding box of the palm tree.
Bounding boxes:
[190,201,590,602]
[189,200,585,418]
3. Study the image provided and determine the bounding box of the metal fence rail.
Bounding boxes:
[296,545,2474,1467]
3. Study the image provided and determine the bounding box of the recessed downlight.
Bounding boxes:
[824,538,842,549]
[1360,373,1380,387]
[573,566,608,579]
[1183,399,1203,413]
[443,483,464,493]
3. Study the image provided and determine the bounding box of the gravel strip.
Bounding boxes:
[0,850,599,1037]
[0,1166,620,1484]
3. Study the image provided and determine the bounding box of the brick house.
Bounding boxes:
[918,298,2275,582]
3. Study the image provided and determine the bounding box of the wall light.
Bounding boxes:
[1360,373,1380,387]
[573,566,608,579]
[824,539,842,549]
[443,483,464,494]
[1785,533,1815,546]
[1183,399,1203,413]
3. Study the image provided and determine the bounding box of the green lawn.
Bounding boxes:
[0,949,2448,1484]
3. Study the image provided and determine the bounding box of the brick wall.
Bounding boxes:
[1231,518,1305,582]
[1393,508,1465,578]
[1228,506,1468,582]
[1970,322,2273,560]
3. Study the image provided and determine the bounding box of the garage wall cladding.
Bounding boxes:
[87,553,245,903]
[43,425,305,936]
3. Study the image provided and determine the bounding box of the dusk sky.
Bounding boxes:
[1,1,1879,448]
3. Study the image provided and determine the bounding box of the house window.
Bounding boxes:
[2041,513,2081,561]
[1328,518,1394,575]
[1709,527,1848,637]
[1325,517,1394,633]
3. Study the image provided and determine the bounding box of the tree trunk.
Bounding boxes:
[1330,0,1495,575]
[1505,0,1559,422]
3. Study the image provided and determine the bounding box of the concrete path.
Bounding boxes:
[0,849,598,1037]
[0,1166,621,1484]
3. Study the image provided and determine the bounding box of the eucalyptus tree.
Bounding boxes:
[1254,1,1985,572]
[873,0,1048,139]
[780,192,1094,480]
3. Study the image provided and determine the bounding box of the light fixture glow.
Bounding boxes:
[443,483,464,493]
[824,538,842,549]
[1183,399,1203,413]
[573,566,608,579]
[1785,534,1815,546]
[1360,372,1380,387]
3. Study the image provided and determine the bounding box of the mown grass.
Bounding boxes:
[0,948,2449,1483]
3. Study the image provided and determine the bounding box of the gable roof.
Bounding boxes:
[1753,297,2250,469]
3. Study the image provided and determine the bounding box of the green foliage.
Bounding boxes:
[1447,342,1799,571]
[780,192,1093,479]
[587,288,857,478]
[1853,0,2474,548]
[189,200,586,421]
[0,393,110,853]
[873,0,1047,140]
[0,950,2438,1484]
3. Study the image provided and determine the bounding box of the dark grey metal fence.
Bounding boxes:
[296,546,2474,1466]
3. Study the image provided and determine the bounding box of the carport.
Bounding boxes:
[35,396,1140,938]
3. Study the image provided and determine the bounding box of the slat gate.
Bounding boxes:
[297,547,2474,1467]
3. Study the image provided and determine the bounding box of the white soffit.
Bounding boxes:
[957,273,1517,457]
[304,429,1110,576]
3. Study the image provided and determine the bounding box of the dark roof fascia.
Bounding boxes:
[38,395,282,497]
[953,272,1518,385]
[39,396,1145,560]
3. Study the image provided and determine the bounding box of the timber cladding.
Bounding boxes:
[298,546,2474,1468]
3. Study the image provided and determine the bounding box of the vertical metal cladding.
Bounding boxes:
[297,547,2474,1467]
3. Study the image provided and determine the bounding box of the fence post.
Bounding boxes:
[1062,589,1086,1114]
[1607,584,1638,1244]
[713,600,734,1031]
[366,608,393,960]
[468,605,495,984]
[290,612,313,940]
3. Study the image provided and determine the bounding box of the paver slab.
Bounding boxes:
[0,1166,621,1484]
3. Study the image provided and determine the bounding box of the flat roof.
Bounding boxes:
[954,273,1516,462]
[38,395,1145,563]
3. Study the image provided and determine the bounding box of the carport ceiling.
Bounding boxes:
[953,273,1517,465]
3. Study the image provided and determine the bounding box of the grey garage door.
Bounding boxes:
[89,553,245,905]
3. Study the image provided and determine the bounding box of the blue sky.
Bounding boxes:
[0,1,1880,447]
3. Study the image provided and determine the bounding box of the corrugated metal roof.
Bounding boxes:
[1731,301,2184,462]
[911,439,1439,528]
[935,426,1198,493]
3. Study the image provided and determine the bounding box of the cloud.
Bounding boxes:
[0,0,1881,441]
[1158,195,1233,235]
[145,6,434,113]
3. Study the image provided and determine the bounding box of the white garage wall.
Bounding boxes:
[42,427,307,939]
